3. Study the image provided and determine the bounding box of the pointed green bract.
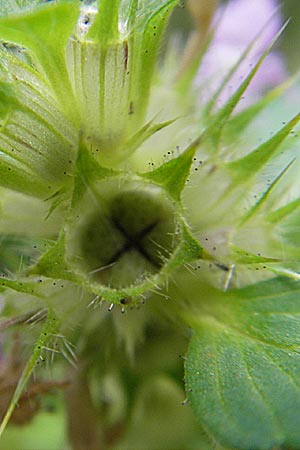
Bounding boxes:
[226,114,300,182]
[76,144,119,184]
[71,144,119,206]
[268,198,300,224]
[167,224,207,270]
[203,15,289,118]
[124,116,178,160]
[238,159,295,226]
[141,139,200,201]
[222,76,298,143]
[0,277,44,296]
[229,246,279,265]
[29,235,77,283]
[185,277,300,449]
[202,22,289,150]
[0,309,60,437]
[204,32,262,118]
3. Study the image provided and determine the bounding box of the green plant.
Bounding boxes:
[0,1,299,449]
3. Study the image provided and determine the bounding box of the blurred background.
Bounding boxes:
[170,0,300,73]
[278,0,300,71]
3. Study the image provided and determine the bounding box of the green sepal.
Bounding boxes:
[124,116,178,160]
[0,2,80,118]
[167,224,208,271]
[86,0,120,46]
[140,140,199,201]
[0,46,78,190]
[126,0,138,31]
[0,277,44,297]
[76,144,119,183]
[44,187,70,220]
[185,277,300,450]
[128,0,178,120]
[30,230,168,306]
[0,160,50,197]
[29,234,77,283]
[72,144,119,206]
[0,81,21,118]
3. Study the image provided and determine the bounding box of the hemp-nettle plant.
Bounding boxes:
[0,0,299,448]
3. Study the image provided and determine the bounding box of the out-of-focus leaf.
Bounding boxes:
[185,277,300,450]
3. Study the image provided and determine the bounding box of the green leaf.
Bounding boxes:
[0,309,60,436]
[185,277,300,450]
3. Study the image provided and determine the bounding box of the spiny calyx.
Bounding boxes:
[65,179,180,290]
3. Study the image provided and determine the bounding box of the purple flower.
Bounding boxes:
[197,0,288,107]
